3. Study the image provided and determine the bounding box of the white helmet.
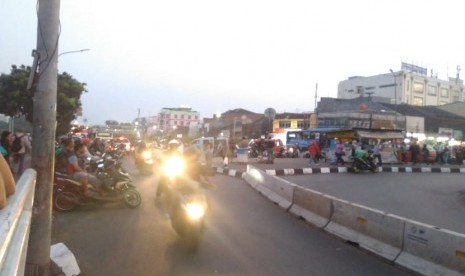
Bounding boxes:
[168,139,180,149]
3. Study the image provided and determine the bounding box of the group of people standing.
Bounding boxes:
[0,129,32,177]
[406,140,461,165]
[307,139,383,166]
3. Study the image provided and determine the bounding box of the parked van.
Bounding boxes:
[188,136,231,158]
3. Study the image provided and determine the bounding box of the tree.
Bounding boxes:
[105,120,119,126]
[0,65,87,135]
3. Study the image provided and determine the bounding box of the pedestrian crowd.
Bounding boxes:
[406,140,464,165]
[303,137,465,167]
[1,129,32,178]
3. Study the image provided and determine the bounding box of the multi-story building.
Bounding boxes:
[158,107,201,131]
[338,63,464,107]
[272,112,317,130]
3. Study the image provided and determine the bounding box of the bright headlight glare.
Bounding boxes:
[142,150,152,159]
[185,202,205,220]
[162,156,185,178]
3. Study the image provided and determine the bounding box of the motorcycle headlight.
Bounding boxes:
[142,150,152,159]
[185,202,206,221]
[162,156,186,178]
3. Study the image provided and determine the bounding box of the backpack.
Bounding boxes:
[11,135,24,153]
[55,149,71,174]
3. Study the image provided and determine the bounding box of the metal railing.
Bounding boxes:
[0,169,36,276]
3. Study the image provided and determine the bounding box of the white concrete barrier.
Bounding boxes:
[395,220,465,276]
[289,186,333,228]
[259,172,295,210]
[244,165,295,210]
[0,169,36,276]
[325,198,405,261]
[243,165,264,189]
[227,169,237,177]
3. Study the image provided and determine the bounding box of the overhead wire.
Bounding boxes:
[35,0,61,77]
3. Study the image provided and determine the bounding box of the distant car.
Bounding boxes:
[114,137,131,152]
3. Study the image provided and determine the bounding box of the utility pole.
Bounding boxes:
[390,69,398,129]
[313,83,318,128]
[26,0,60,275]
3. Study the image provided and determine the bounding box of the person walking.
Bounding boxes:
[409,140,421,165]
[12,129,32,176]
[372,142,382,166]
[334,140,345,166]
[421,144,430,165]
[0,131,13,169]
[399,142,407,163]
[308,140,321,166]
[435,142,445,164]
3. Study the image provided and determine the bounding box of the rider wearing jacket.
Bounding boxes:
[56,138,106,196]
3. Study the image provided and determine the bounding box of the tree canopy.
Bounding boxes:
[0,65,87,135]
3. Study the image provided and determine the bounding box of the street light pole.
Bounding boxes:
[389,69,398,129]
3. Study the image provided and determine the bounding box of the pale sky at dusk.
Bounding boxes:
[1,0,464,125]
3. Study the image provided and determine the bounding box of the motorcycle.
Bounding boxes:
[53,158,142,212]
[159,154,209,251]
[135,149,155,175]
[284,144,300,158]
[351,151,379,173]
[248,142,259,158]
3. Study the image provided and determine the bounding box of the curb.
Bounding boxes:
[213,167,244,178]
[214,165,465,176]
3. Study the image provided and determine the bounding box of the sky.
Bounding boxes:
[1,0,464,125]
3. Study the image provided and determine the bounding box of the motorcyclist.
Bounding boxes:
[134,141,148,167]
[184,148,215,189]
[56,139,105,196]
[354,144,376,169]
[355,147,368,160]
[88,138,105,156]
[156,139,183,198]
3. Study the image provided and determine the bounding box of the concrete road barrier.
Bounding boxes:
[243,165,264,189]
[325,198,405,261]
[289,186,334,228]
[242,163,465,275]
[395,220,465,276]
[244,165,295,210]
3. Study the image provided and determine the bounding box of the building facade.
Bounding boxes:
[338,66,464,107]
[158,107,201,131]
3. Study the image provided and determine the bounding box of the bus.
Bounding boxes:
[286,128,339,150]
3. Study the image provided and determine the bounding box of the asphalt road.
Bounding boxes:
[282,173,465,234]
[51,157,411,276]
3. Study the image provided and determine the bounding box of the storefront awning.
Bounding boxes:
[356,130,404,139]
[326,129,404,140]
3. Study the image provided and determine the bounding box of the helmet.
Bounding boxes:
[168,139,180,149]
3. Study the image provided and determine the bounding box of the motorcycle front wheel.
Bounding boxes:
[184,226,201,253]
[54,191,79,212]
[123,189,142,208]
[351,164,360,174]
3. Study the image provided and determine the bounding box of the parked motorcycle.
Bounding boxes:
[159,154,209,252]
[53,158,141,212]
[351,151,378,173]
[284,144,300,158]
[248,142,259,158]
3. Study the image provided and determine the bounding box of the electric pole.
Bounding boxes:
[26,0,60,275]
